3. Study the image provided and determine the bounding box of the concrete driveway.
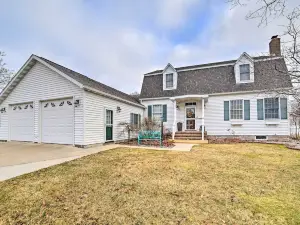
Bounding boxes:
[0,142,119,181]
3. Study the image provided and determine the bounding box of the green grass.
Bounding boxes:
[0,144,300,224]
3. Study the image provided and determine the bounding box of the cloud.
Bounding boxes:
[0,0,298,94]
[155,0,202,29]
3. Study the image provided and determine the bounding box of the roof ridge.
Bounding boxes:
[145,55,274,75]
[36,56,141,104]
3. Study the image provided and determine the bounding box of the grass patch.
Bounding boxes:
[0,144,299,224]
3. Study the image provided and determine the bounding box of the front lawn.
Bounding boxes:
[0,144,299,224]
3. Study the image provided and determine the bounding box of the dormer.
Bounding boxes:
[163,63,178,90]
[234,52,254,84]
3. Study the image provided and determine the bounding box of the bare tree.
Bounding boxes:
[228,0,300,100]
[130,91,140,101]
[0,51,13,90]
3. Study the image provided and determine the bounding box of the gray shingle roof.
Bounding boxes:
[145,56,272,75]
[140,57,292,98]
[36,56,142,105]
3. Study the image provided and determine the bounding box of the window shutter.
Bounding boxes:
[130,113,134,125]
[224,101,229,121]
[163,104,167,122]
[280,98,287,119]
[138,114,141,128]
[148,105,152,119]
[257,99,264,120]
[244,100,250,120]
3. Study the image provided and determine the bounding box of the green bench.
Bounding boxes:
[138,131,162,147]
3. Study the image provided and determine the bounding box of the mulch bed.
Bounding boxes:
[119,139,175,148]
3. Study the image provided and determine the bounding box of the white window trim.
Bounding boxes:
[131,113,140,127]
[239,64,251,82]
[152,104,163,120]
[263,98,281,121]
[165,73,174,89]
[229,99,244,122]
[255,135,268,140]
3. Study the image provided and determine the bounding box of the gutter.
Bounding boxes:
[83,86,146,109]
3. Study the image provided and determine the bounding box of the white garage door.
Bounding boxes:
[42,98,74,144]
[10,102,34,142]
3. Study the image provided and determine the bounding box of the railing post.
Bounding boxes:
[202,98,205,141]
[172,99,176,140]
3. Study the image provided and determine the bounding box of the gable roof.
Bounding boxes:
[140,57,292,99]
[0,55,143,107]
[144,56,272,75]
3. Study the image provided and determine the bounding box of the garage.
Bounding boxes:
[10,102,34,142]
[41,98,74,145]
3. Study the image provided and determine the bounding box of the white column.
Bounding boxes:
[202,98,205,141]
[172,100,177,140]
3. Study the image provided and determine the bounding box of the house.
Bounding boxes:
[140,36,293,142]
[0,55,144,147]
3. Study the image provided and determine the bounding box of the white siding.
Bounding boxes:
[0,62,84,145]
[142,93,289,136]
[205,93,289,136]
[142,99,204,131]
[84,91,144,145]
[142,99,174,130]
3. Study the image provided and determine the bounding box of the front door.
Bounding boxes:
[186,107,196,130]
[106,109,113,141]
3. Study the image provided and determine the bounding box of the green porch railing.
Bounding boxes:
[138,131,162,147]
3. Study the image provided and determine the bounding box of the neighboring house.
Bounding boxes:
[0,55,144,147]
[140,36,293,142]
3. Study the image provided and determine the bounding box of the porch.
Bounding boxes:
[170,95,209,142]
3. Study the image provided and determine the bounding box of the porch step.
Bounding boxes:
[175,133,207,138]
[176,131,204,134]
[174,137,205,140]
[175,131,207,140]
[172,139,209,144]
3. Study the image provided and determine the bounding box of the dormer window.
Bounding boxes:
[162,63,177,90]
[166,73,173,88]
[240,64,250,81]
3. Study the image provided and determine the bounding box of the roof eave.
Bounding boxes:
[83,86,145,109]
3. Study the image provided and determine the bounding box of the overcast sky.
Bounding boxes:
[0,0,298,94]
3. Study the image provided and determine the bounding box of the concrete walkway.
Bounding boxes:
[0,143,193,182]
[0,144,120,181]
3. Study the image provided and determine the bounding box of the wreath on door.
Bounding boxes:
[187,109,194,118]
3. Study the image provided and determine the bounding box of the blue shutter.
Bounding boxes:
[280,98,287,119]
[138,114,141,128]
[244,100,250,120]
[148,105,152,119]
[224,101,229,121]
[130,113,134,124]
[257,99,264,120]
[163,105,167,122]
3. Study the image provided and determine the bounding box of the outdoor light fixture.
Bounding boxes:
[0,108,6,113]
[74,99,80,107]
[176,105,180,110]
[117,106,121,113]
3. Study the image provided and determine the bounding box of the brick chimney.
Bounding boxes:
[269,35,281,56]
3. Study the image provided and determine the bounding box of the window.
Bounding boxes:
[166,73,173,88]
[131,113,140,128]
[240,64,250,81]
[256,136,267,140]
[265,98,279,119]
[230,99,243,120]
[153,105,163,119]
